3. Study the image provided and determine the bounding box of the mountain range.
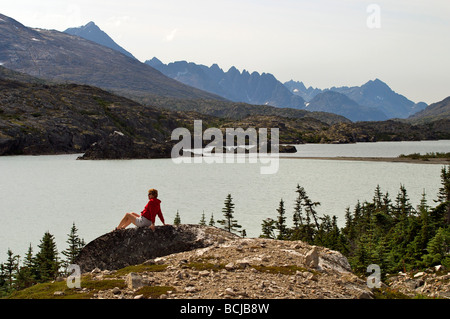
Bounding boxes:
[286,79,428,119]
[146,58,306,110]
[0,14,349,126]
[147,58,427,122]
[0,13,447,129]
[40,18,429,122]
[0,13,223,104]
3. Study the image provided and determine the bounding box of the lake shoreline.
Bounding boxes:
[282,156,450,165]
[1,152,449,165]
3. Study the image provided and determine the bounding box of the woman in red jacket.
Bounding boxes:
[116,188,166,231]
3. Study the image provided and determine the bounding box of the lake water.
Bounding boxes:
[0,140,449,264]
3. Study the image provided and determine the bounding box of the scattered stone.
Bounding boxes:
[126,272,144,290]
[235,259,250,269]
[305,247,319,269]
[225,262,235,271]
[185,286,197,293]
[112,287,121,295]
[225,288,235,296]
[91,267,101,274]
[356,291,372,299]
[143,259,156,265]
[53,291,65,296]
[434,265,444,272]
[199,270,210,277]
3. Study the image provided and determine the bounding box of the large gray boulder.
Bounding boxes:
[74,224,238,272]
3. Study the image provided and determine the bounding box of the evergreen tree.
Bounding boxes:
[343,207,356,244]
[352,234,371,274]
[303,191,321,244]
[217,194,242,235]
[4,249,19,291]
[393,184,413,220]
[62,223,85,267]
[436,166,450,225]
[422,227,450,268]
[417,191,432,255]
[0,263,7,296]
[35,231,60,282]
[174,210,181,226]
[290,185,319,243]
[275,199,289,240]
[260,218,276,239]
[208,213,215,227]
[373,184,383,209]
[293,184,304,228]
[199,211,207,226]
[14,244,36,290]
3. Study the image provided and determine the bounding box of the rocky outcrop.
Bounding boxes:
[74,225,239,272]
[73,224,373,299]
[79,236,374,299]
[279,145,297,153]
[77,131,173,160]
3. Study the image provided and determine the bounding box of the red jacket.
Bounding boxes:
[141,198,165,224]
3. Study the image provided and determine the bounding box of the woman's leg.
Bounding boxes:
[117,213,138,229]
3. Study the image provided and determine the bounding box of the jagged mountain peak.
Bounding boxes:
[146,58,305,109]
[64,21,136,60]
[362,78,391,91]
[146,57,163,67]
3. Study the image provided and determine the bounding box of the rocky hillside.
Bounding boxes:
[408,96,450,124]
[0,73,180,155]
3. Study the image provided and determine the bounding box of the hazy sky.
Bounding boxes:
[2,0,449,104]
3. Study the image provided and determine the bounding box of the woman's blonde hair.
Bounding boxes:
[148,188,158,198]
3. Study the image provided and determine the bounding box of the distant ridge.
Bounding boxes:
[306,91,388,122]
[64,21,136,60]
[408,96,450,123]
[146,58,306,110]
[286,79,427,119]
[147,58,427,121]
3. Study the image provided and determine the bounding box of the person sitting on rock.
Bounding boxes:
[115,188,166,231]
